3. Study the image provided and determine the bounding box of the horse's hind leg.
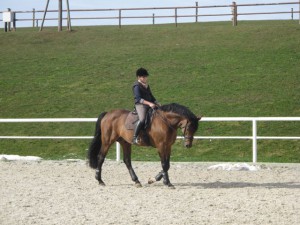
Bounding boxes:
[96,149,107,186]
[96,142,112,186]
[120,140,142,187]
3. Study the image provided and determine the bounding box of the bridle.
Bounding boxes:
[181,121,194,142]
[154,108,193,142]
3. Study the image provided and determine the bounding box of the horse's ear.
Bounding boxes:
[197,116,202,121]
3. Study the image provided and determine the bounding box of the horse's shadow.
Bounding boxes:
[175,181,300,189]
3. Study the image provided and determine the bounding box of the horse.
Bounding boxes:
[87,103,201,188]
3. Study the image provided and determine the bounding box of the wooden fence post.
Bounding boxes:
[119,9,122,28]
[12,12,16,31]
[66,0,72,31]
[58,0,63,31]
[33,8,35,27]
[175,8,178,27]
[7,8,11,31]
[232,2,237,26]
[152,13,155,25]
[195,2,198,23]
[40,0,50,31]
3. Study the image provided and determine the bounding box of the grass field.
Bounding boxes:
[0,21,299,162]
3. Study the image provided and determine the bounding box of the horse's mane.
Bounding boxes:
[160,103,199,131]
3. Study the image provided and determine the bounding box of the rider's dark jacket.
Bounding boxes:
[132,81,156,105]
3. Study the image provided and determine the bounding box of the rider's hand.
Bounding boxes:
[149,103,156,108]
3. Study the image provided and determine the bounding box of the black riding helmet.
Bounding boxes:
[136,67,149,77]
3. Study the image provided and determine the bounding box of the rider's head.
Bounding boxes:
[136,68,149,77]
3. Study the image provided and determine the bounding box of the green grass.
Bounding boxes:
[0,21,299,162]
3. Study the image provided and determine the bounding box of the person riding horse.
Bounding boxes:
[132,68,160,144]
[87,67,200,188]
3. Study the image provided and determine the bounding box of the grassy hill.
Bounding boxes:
[0,21,299,162]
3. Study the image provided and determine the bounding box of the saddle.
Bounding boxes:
[125,108,155,130]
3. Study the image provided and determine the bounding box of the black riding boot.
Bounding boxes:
[132,120,144,144]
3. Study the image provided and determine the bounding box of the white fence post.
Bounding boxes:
[116,142,121,162]
[252,119,257,163]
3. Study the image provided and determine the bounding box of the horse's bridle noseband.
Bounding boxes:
[181,121,194,142]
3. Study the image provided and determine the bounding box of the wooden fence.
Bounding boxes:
[1,1,300,30]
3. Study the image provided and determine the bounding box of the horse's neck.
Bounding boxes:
[160,111,185,128]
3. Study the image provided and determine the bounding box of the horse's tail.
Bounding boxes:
[87,112,107,169]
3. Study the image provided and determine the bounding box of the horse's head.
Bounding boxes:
[180,116,201,148]
[159,103,201,148]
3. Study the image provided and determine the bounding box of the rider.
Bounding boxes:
[132,67,160,144]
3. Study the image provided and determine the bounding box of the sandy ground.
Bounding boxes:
[0,160,299,225]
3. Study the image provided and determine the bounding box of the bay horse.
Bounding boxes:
[87,103,201,188]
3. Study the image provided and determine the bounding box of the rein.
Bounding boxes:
[153,108,175,131]
[154,108,192,141]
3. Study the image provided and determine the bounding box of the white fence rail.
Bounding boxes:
[0,117,299,163]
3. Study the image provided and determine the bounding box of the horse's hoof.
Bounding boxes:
[167,183,175,189]
[135,182,142,188]
[148,177,156,184]
[98,181,106,186]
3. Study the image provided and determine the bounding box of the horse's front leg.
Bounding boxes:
[148,170,164,184]
[149,152,174,188]
[121,141,142,187]
[161,156,174,188]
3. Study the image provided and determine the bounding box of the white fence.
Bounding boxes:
[0,117,299,163]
